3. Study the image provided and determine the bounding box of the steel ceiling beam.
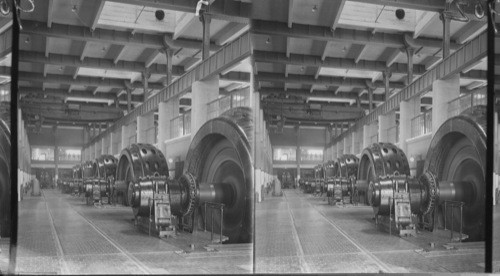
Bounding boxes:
[19,86,145,102]
[19,50,185,76]
[21,99,129,112]
[255,72,406,89]
[251,20,461,50]
[16,70,165,90]
[329,30,487,146]
[21,20,221,51]
[253,50,427,75]
[259,87,386,102]
[105,0,251,23]
[346,0,445,12]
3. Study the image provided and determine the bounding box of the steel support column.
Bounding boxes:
[405,47,414,84]
[126,88,132,112]
[441,12,451,58]
[368,87,374,113]
[163,47,174,86]
[383,68,392,99]
[142,69,150,100]
[200,13,212,60]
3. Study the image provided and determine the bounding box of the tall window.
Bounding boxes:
[58,147,81,162]
[273,147,296,161]
[300,147,323,162]
[31,147,55,161]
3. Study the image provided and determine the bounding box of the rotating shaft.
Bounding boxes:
[368,171,474,217]
[129,172,234,219]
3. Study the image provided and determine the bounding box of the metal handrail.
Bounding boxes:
[204,202,225,244]
[410,109,432,138]
[170,110,191,139]
[207,90,250,119]
[443,200,465,242]
[448,90,486,117]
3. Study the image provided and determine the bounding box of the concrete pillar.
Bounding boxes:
[101,137,106,155]
[94,140,100,159]
[137,112,154,144]
[110,132,115,155]
[378,113,395,142]
[400,97,419,153]
[343,136,349,155]
[432,74,460,134]
[351,129,357,155]
[191,76,219,137]
[121,125,128,149]
[363,124,370,149]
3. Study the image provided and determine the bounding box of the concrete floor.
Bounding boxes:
[0,237,9,274]
[255,189,486,273]
[13,189,252,274]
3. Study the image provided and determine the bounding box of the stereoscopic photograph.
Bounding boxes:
[0,0,499,274]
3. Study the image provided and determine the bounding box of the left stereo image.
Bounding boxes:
[10,0,254,274]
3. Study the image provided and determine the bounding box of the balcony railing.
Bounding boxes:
[170,110,192,139]
[410,108,432,138]
[386,125,399,144]
[448,90,486,118]
[207,90,250,120]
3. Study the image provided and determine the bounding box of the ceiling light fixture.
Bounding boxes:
[265,37,270,44]
[71,5,77,12]
[24,37,30,44]
[312,5,317,12]
[342,46,346,53]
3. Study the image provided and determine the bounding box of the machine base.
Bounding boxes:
[134,216,177,238]
[376,215,417,237]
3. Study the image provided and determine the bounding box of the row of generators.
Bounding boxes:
[312,106,486,242]
[61,108,253,244]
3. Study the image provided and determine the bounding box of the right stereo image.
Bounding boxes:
[251,0,494,273]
